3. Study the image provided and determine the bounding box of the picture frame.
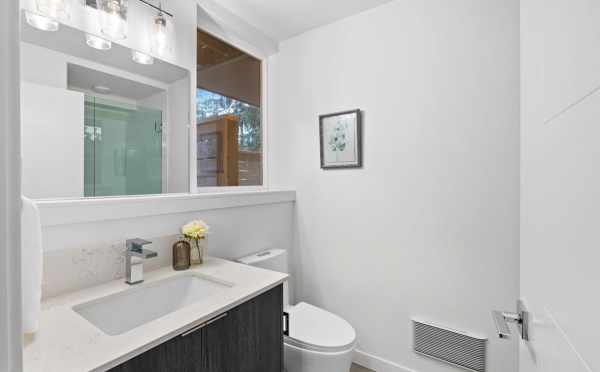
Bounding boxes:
[319,109,362,169]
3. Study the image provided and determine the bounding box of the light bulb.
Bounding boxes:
[25,11,59,31]
[152,14,169,55]
[85,34,112,50]
[132,50,154,65]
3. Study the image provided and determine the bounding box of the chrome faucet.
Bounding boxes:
[125,238,157,285]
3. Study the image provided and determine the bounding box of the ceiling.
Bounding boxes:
[214,0,394,42]
[68,64,164,101]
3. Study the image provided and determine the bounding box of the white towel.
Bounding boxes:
[21,196,43,334]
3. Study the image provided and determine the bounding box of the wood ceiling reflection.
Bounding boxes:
[197,29,247,69]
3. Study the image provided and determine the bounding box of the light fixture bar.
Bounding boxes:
[87,0,172,17]
[137,0,173,17]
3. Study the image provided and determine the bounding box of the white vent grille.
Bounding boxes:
[413,319,487,372]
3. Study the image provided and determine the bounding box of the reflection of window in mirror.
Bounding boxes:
[196,29,262,187]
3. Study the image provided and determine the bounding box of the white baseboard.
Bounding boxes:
[353,349,416,372]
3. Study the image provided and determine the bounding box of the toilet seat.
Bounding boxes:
[284,302,356,353]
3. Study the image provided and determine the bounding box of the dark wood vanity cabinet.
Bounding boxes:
[109,284,283,372]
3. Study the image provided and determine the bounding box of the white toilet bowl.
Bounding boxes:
[236,250,356,372]
[283,302,356,372]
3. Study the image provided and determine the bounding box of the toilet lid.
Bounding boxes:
[285,302,356,352]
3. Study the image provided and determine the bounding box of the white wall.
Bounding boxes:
[520,0,600,371]
[20,43,67,88]
[269,1,519,372]
[21,83,84,199]
[138,90,169,192]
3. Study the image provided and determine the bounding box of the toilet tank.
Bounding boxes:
[237,249,290,308]
[236,249,289,274]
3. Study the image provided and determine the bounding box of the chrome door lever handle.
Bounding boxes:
[492,310,511,338]
[492,300,530,341]
[492,310,516,339]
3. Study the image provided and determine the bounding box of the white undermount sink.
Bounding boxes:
[73,273,233,336]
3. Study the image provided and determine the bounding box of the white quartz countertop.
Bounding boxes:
[23,257,288,372]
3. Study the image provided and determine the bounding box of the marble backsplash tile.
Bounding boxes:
[42,235,186,299]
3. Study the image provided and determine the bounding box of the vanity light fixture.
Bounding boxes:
[85,34,112,50]
[98,0,128,40]
[131,50,154,65]
[25,11,59,32]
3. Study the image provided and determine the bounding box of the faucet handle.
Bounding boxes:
[126,238,152,252]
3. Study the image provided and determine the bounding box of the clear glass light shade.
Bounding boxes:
[86,34,112,50]
[35,0,68,20]
[131,50,154,65]
[97,0,128,40]
[152,14,172,55]
[25,11,59,31]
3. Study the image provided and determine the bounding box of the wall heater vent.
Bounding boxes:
[412,318,488,372]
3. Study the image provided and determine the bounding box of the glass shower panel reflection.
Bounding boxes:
[84,96,163,197]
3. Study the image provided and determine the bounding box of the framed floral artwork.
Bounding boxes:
[319,109,362,169]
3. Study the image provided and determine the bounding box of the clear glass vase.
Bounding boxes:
[190,238,206,265]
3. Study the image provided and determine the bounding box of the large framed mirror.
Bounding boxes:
[20,3,191,200]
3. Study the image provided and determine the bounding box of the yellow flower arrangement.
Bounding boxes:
[181,220,209,265]
[182,220,209,240]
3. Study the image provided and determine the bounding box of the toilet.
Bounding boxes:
[237,249,356,372]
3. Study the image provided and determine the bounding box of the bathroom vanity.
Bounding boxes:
[23,258,287,372]
[109,284,283,372]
